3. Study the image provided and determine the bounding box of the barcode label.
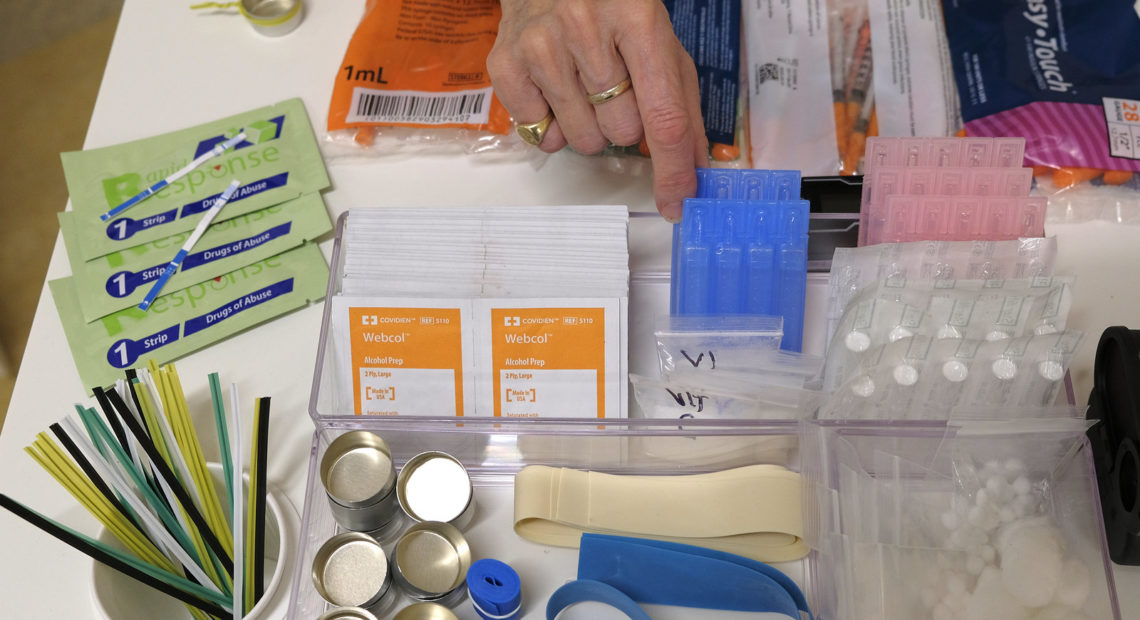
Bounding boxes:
[346,86,493,125]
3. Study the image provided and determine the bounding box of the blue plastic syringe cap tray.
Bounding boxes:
[670,168,809,352]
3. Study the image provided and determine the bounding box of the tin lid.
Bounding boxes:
[394,521,472,599]
[322,431,397,508]
[392,602,460,620]
[312,532,392,607]
[316,607,380,620]
[397,451,472,523]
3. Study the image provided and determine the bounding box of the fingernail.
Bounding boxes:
[661,202,683,223]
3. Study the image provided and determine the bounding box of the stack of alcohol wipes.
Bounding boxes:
[327,206,629,419]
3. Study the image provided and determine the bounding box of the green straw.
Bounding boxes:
[0,494,232,615]
[208,372,235,526]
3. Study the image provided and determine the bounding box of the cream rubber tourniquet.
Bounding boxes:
[513,464,808,562]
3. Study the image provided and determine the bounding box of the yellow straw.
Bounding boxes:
[168,364,233,556]
[149,363,231,595]
[243,398,262,614]
[189,1,239,9]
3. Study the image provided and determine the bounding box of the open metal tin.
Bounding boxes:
[239,0,304,36]
[392,602,460,620]
[311,532,392,611]
[397,451,474,529]
[316,607,379,620]
[321,431,399,532]
[393,521,472,604]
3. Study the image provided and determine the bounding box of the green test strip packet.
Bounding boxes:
[60,98,330,261]
[50,243,329,390]
[61,193,332,322]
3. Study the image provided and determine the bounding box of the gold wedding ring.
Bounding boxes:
[587,77,633,105]
[516,111,554,146]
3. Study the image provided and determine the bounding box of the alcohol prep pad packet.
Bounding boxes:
[62,193,331,322]
[60,98,330,261]
[50,243,328,389]
[328,296,476,417]
[327,296,625,418]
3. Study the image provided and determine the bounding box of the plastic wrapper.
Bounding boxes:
[944,0,1140,194]
[325,0,521,157]
[801,419,1120,620]
[629,373,821,421]
[819,331,1082,419]
[825,238,1058,347]
[823,277,1074,392]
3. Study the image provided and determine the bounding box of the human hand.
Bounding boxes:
[488,0,709,221]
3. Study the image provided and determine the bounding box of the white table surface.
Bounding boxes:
[1,1,1138,618]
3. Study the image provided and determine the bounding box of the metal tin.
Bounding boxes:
[316,607,380,620]
[239,0,304,37]
[392,602,460,620]
[312,532,392,610]
[321,431,399,532]
[397,451,474,529]
[393,521,472,603]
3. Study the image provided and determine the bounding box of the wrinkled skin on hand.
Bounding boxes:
[488,0,709,220]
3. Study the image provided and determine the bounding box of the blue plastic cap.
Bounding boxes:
[468,558,521,620]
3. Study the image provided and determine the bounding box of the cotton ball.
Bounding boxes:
[1012,476,1032,497]
[889,325,914,342]
[947,590,970,611]
[943,359,970,382]
[1033,605,1093,620]
[1038,359,1065,381]
[976,488,990,507]
[965,566,1031,620]
[941,510,962,531]
[980,544,996,564]
[969,505,987,527]
[850,375,876,397]
[922,586,940,609]
[999,523,1064,608]
[986,476,1011,502]
[967,555,986,575]
[894,363,919,386]
[1052,558,1091,610]
[1012,495,1035,518]
[932,602,953,620]
[1004,458,1026,476]
[999,507,1017,523]
[845,330,871,352]
[948,574,968,595]
[982,460,1003,477]
[963,525,988,548]
[992,358,1018,380]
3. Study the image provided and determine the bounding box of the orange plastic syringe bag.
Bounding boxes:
[327,0,513,151]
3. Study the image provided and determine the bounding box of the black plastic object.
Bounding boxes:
[1087,326,1140,565]
[801,175,862,271]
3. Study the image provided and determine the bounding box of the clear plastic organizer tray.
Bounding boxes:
[802,421,1121,620]
[286,417,810,620]
[293,210,1118,619]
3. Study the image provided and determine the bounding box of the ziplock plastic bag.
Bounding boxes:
[802,419,1118,620]
[654,315,783,374]
[630,373,821,421]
